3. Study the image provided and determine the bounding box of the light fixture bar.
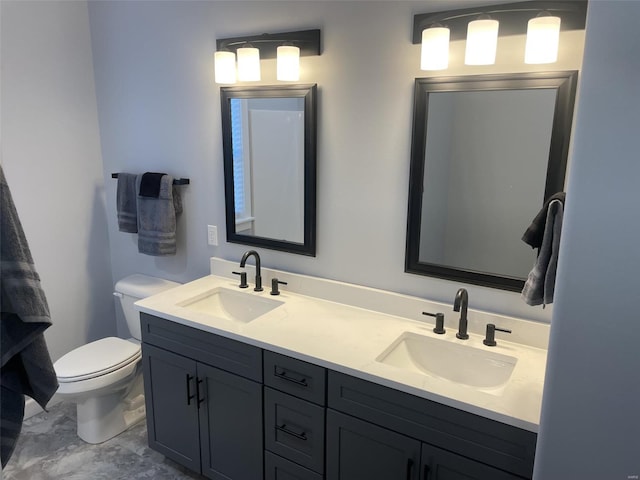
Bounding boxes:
[412,0,586,44]
[217,29,321,60]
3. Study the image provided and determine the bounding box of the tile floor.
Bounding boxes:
[2,402,204,480]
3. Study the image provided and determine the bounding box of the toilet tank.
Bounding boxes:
[114,274,180,340]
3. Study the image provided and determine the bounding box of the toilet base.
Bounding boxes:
[74,375,146,444]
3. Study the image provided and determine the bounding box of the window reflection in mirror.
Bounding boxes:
[221,85,317,256]
[406,72,578,291]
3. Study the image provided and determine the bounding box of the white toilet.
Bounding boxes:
[53,274,179,444]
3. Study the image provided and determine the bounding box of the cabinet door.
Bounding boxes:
[326,409,420,480]
[197,363,263,480]
[142,344,200,472]
[421,443,523,480]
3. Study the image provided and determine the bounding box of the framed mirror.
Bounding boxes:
[221,84,317,256]
[405,71,578,291]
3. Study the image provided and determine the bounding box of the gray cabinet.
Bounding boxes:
[141,312,536,480]
[198,363,263,480]
[326,409,420,480]
[141,314,263,480]
[327,371,536,479]
[421,443,522,480]
[142,344,200,472]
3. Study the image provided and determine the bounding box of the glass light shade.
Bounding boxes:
[277,45,300,81]
[525,15,561,64]
[464,18,499,65]
[214,51,236,84]
[237,46,261,81]
[421,27,450,70]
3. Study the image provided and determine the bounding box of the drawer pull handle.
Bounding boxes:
[276,424,307,441]
[274,369,308,387]
[423,464,431,479]
[406,458,414,480]
[186,374,195,405]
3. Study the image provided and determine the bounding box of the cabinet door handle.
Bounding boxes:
[274,368,308,387]
[423,464,430,480]
[275,423,307,441]
[406,459,414,480]
[196,378,205,407]
[186,374,195,405]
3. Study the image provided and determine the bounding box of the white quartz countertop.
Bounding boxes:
[136,269,547,433]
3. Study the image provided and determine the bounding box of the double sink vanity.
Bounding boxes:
[135,257,548,480]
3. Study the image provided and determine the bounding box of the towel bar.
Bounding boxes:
[111,173,190,185]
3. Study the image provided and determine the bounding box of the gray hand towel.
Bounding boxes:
[136,174,182,256]
[1,166,58,466]
[521,199,564,306]
[116,173,138,233]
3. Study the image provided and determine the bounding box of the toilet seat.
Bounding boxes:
[55,337,141,383]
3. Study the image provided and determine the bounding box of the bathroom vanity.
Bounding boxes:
[136,258,548,480]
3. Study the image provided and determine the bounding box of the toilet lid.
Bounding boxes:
[55,337,141,382]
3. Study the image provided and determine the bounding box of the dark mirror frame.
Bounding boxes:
[405,71,578,291]
[220,84,317,256]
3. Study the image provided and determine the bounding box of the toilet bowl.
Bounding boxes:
[53,274,179,444]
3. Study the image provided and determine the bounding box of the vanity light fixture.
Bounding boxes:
[464,15,499,65]
[215,29,321,84]
[412,1,587,70]
[421,25,450,71]
[525,13,562,64]
[214,50,236,84]
[237,44,261,82]
[277,44,300,81]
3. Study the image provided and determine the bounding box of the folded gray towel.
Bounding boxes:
[1,166,58,467]
[136,174,183,256]
[117,173,138,233]
[521,199,564,306]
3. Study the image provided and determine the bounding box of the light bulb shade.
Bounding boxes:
[525,15,561,64]
[237,46,261,81]
[214,51,236,84]
[421,27,450,70]
[277,45,300,81]
[464,18,499,65]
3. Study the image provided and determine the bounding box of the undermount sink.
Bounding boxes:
[177,287,283,323]
[376,332,517,390]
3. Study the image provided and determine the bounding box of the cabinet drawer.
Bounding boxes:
[265,451,323,480]
[265,387,325,474]
[264,351,326,405]
[141,313,262,381]
[328,371,536,479]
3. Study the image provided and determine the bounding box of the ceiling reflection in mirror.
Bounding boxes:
[221,85,317,256]
[406,72,578,291]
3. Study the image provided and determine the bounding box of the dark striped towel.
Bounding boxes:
[1,166,58,467]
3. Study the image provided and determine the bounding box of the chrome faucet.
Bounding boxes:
[240,250,263,292]
[453,288,469,340]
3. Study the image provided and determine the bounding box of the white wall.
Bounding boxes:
[534,2,640,478]
[0,1,115,361]
[87,1,584,335]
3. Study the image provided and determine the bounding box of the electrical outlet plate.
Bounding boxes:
[207,225,218,246]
